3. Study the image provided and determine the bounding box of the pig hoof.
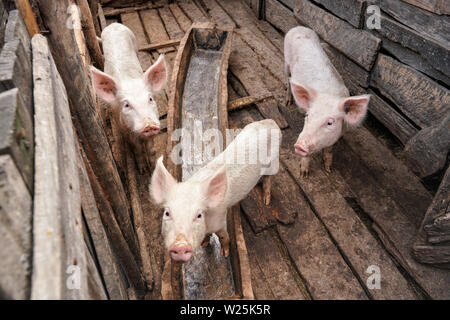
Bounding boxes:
[300,169,309,178]
[264,194,271,206]
[221,246,229,258]
[201,235,211,247]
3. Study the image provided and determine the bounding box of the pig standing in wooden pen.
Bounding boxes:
[150,119,281,262]
[285,27,370,177]
[91,23,168,170]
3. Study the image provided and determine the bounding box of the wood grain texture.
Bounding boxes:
[311,0,365,28]
[294,0,381,71]
[37,0,143,291]
[372,13,449,76]
[265,0,299,33]
[31,34,89,299]
[0,154,32,299]
[366,89,418,146]
[370,54,450,129]
[0,88,33,191]
[0,38,32,114]
[404,113,450,178]
[4,9,31,59]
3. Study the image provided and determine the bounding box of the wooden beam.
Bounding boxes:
[138,39,180,52]
[13,0,39,36]
[404,113,450,178]
[103,4,163,17]
[97,3,107,30]
[77,0,104,69]
[227,94,274,112]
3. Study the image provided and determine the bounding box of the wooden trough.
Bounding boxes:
[164,22,253,300]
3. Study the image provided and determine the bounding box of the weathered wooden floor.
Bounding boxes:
[100,0,450,300]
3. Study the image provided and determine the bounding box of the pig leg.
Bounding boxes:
[216,228,230,257]
[300,156,311,178]
[262,175,271,206]
[323,146,333,173]
[284,64,293,107]
[201,234,211,247]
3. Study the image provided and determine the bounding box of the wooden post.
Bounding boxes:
[77,0,104,69]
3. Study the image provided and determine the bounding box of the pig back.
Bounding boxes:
[101,23,143,79]
[190,120,281,207]
[285,27,347,96]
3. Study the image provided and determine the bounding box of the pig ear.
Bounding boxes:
[150,156,176,205]
[290,81,317,111]
[143,54,168,93]
[90,66,119,103]
[202,166,227,209]
[339,94,370,126]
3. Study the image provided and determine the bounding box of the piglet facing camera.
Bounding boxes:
[90,23,168,169]
[150,120,281,262]
[284,26,369,176]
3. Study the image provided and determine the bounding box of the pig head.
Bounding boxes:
[150,157,227,262]
[292,82,370,157]
[90,54,167,140]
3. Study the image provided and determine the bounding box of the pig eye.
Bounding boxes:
[163,209,170,218]
[123,101,132,110]
[197,213,202,219]
[326,118,335,126]
[149,96,153,103]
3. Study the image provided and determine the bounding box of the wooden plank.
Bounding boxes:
[370,54,450,129]
[421,166,450,241]
[367,89,418,145]
[38,0,143,289]
[13,0,39,36]
[294,0,381,71]
[264,0,299,34]
[4,9,31,59]
[31,34,89,299]
[376,0,450,44]
[404,113,450,178]
[76,140,128,300]
[97,3,107,30]
[412,245,450,265]
[229,109,369,299]
[168,3,192,33]
[228,94,274,112]
[280,137,418,299]
[381,37,450,87]
[311,0,364,28]
[241,216,307,300]
[342,126,432,227]
[0,88,33,191]
[139,39,180,52]
[140,9,173,54]
[373,13,449,76]
[333,139,450,298]
[0,154,32,299]
[102,3,162,16]
[158,5,184,40]
[399,0,449,14]
[0,39,32,113]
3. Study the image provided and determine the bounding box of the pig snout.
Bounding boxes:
[141,125,160,137]
[294,143,310,157]
[169,244,193,262]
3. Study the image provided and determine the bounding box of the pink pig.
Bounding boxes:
[284,27,370,176]
[90,23,168,168]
